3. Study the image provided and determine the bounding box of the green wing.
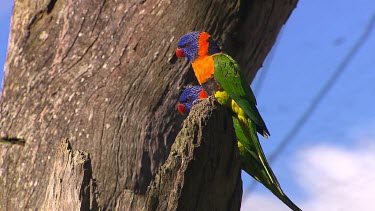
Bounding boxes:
[213,53,270,137]
[232,117,301,211]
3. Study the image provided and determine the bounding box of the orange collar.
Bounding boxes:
[192,55,215,85]
[197,32,210,58]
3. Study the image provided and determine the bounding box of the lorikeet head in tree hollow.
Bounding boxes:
[176,31,221,61]
[177,85,208,115]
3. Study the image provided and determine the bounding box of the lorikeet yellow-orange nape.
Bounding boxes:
[176,31,270,138]
[178,86,301,211]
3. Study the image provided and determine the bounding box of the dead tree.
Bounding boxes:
[0,0,297,210]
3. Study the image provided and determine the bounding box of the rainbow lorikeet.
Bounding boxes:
[176,31,269,138]
[178,86,301,211]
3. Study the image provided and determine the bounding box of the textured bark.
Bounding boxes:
[116,97,242,210]
[41,139,99,211]
[0,0,297,210]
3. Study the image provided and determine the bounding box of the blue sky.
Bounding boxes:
[0,1,13,83]
[1,1,375,210]
[243,0,375,210]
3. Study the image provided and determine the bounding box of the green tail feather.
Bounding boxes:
[232,117,301,211]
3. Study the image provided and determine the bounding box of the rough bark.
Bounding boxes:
[117,97,242,210]
[40,98,241,211]
[41,139,99,211]
[0,0,297,210]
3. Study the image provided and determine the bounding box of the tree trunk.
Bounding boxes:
[0,0,297,210]
[41,139,99,211]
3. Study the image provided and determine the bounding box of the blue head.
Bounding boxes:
[176,31,200,61]
[176,31,221,61]
[177,85,208,115]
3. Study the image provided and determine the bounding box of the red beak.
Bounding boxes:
[177,103,187,115]
[176,48,185,58]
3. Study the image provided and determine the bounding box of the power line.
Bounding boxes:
[243,11,375,200]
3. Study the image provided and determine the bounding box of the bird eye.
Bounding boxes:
[183,43,191,48]
[186,97,191,102]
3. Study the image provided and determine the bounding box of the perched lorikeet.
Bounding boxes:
[176,31,269,138]
[178,86,301,211]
